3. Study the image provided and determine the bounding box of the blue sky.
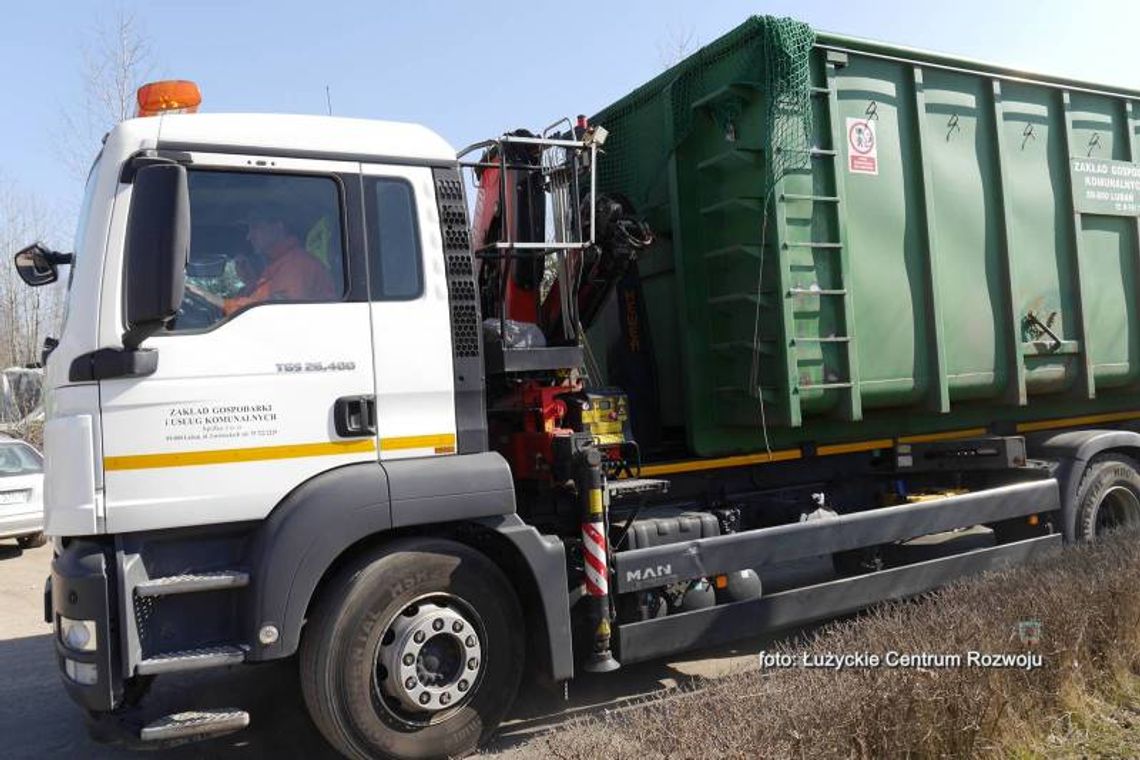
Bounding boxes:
[2,0,1138,242]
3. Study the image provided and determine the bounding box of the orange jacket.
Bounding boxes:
[224,238,336,316]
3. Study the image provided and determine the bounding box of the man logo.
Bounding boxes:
[626,564,672,583]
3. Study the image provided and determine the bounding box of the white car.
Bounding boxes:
[0,438,45,549]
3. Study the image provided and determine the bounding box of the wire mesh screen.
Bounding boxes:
[592,15,815,210]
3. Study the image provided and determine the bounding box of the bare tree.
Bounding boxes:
[57,8,154,179]
[0,174,65,370]
[657,24,698,70]
[0,174,64,446]
[0,9,149,444]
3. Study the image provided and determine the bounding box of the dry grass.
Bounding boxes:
[516,531,1140,759]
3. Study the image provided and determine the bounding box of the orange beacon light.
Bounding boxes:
[135,80,202,117]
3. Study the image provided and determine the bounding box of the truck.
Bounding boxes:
[15,15,1140,759]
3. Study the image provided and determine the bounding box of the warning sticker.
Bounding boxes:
[847,117,878,175]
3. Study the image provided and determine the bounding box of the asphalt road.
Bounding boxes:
[0,541,790,759]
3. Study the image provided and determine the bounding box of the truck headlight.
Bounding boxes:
[59,616,97,652]
[64,658,99,685]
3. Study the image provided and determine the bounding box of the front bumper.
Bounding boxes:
[50,539,124,712]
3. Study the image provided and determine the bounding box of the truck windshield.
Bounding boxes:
[170,170,346,331]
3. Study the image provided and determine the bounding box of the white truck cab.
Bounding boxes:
[48,113,464,536]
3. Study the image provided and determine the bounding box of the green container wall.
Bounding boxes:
[591,18,1140,458]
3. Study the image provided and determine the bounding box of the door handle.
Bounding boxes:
[334,395,377,437]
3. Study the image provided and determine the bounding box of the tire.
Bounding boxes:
[1073,453,1140,541]
[300,538,524,760]
[16,532,46,550]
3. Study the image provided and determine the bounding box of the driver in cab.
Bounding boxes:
[188,204,336,316]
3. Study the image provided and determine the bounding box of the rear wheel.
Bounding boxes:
[300,538,524,760]
[1074,454,1140,540]
[16,532,46,549]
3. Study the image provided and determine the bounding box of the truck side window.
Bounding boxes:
[364,178,422,300]
[169,170,346,331]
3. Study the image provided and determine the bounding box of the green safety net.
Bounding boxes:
[593,15,815,210]
[758,17,816,182]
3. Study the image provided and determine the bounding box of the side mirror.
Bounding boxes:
[123,164,190,349]
[14,243,66,287]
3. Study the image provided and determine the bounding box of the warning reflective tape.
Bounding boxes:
[380,433,456,451]
[1017,410,1140,434]
[104,439,377,471]
[104,432,458,471]
[635,448,801,477]
[582,522,608,596]
[584,564,606,596]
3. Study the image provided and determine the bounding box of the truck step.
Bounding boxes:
[139,708,250,743]
[136,570,249,597]
[137,645,246,675]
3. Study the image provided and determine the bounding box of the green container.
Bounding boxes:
[591,17,1140,458]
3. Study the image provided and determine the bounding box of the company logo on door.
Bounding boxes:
[164,402,280,443]
[847,117,878,175]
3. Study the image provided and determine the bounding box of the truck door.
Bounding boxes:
[99,155,378,533]
[359,164,457,460]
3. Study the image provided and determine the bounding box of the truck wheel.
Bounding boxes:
[1074,454,1140,541]
[300,538,524,760]
[16,532,46,549]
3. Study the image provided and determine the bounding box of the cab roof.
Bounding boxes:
[111,113,457,164]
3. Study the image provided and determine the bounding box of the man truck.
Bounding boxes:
[17,16,1140,760]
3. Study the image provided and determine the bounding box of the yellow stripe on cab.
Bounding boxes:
[104,431,459,471]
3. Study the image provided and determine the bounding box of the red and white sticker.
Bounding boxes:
[582,522,608,596]
[847,117,878,175]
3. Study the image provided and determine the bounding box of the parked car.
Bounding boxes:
[0,437,45,549]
